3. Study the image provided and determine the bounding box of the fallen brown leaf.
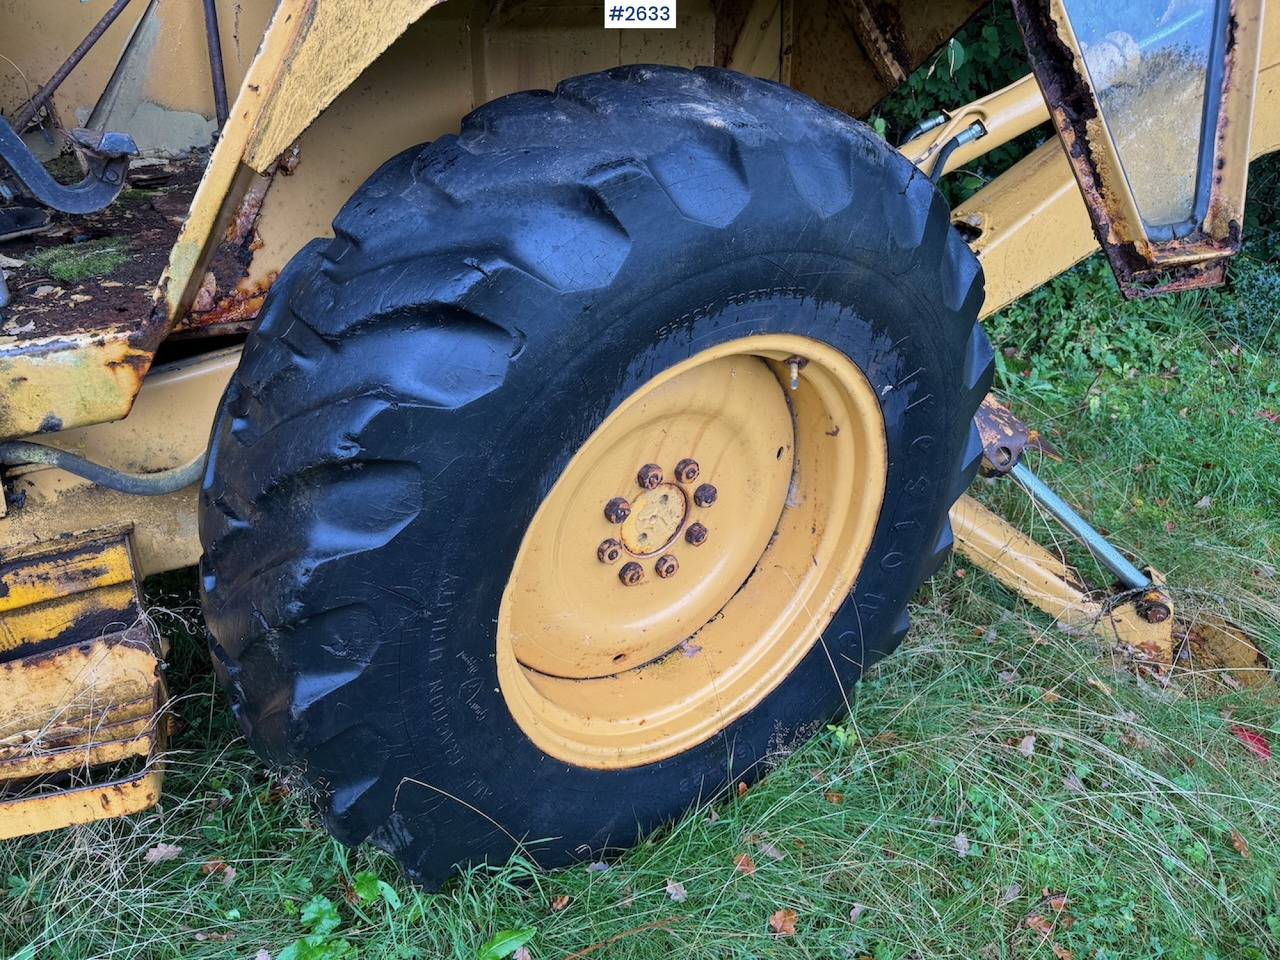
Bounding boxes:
[1052,944,1072,960]
[664,878,687,902]
[733,853,756,876]
[194,931,232,942]
[550,894,571,911]
[1041,891,1068,912]
[1041,688,1061,703]
[143,843,182,863]
[512,947,531,960]
[848,903,868,924]
[1232,830,1251,859]
[738,782,749,797]
[768,908,797,936]
[1023,913,1054,937]
[339,874,359,904]
[757,840,786,861]
[823,790,844,804]
[997,883,1022,906]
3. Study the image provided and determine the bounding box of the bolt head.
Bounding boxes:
[685,522,708,546]
[637,463,663,490]
[604,497,631,523]
[674,458,700,483]
[597,538,623,564]
[693,483,718,508]
[619,561,644,586]
[655,554,679,579]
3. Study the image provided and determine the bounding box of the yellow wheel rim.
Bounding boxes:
[497,334,887,768]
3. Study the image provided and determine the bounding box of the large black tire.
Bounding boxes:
[199,65,992,886]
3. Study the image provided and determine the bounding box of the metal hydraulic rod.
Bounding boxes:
[1008,460,1149,590]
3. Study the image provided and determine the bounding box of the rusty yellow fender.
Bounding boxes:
[0,0,439,442]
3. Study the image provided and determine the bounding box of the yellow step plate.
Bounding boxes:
[0,528,168,840]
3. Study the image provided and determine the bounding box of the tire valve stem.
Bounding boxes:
[784,355,808,391]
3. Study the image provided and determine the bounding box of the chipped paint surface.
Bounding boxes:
[0,330,160,441]
[1012,0,1262,296]
[0,532,167,841]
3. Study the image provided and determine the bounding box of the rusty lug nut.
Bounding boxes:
[693,483,718,508]
[1137,598,1172,624]
[597,538,623,564]
[674,458,700,483]
[1136,587,1172,624]
[637,463,663,490]
[604,497,631,523]
[685,522,708,546]
[618,561,644,586]
[655,554,679,579]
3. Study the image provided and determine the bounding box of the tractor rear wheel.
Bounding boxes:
[199,65,992,886]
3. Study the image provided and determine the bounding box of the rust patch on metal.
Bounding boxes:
[173,168,278,336]
[1135,585,1172,624]
[973,395,1063,476]
[1012,0,1250,298]
[974,395,1032,475]
[845,0,909,85]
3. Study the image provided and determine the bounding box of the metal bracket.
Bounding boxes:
[0,121,135,215]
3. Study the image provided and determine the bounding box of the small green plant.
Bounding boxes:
[476,928,536,960]
[25,237,129,282]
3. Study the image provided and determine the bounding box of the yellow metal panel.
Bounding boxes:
[0,709,151,763]
[0,332,152,442]
[0,760,163,840]
[0,722,150,781]
[247,8,478,285]
[164,0,439,324]
[0,529,133,616]
[957,139,1097,320]
[949,493,1098,626]
[0,349,238,578]
[0,1,275,155]
[0,618,168,838]
[0,529,139,660]
[244,0,443,169]
[0,634,156,743]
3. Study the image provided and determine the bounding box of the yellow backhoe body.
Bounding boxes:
[0,0,1271,839]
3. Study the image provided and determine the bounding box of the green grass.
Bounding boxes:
[25,237,129,283]
[4,172,1280,960]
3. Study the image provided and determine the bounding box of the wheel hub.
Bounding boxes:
[497,334,888,768]
[619,482,688,557]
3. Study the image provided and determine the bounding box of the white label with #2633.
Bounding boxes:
[605,1,676,28]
